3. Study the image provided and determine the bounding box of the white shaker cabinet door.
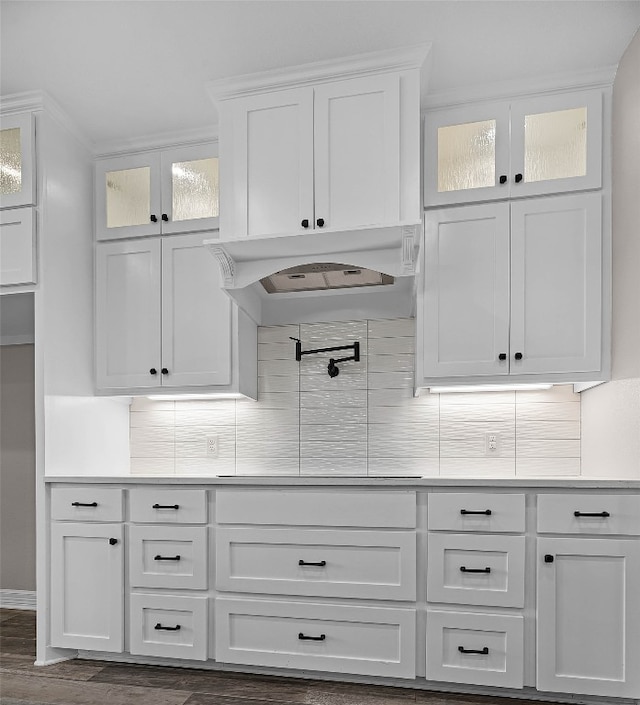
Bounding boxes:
[161,234,231,387]
[228,87,314,239]
[0,207,36,286]
[50,522,124,652]
[421,202,510,378]
[0,112,36,209]
[510,193,602,375]
[537,537,640,699]
[313,73,401,231]
[96,239,161,390]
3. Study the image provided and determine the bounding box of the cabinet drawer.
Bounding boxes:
[428,493,525,533]
[216,528,416,601]
[0,207,36,286]
[538,494,640,536]
[427,534,525,607]
[130,593,207,661]
[426,610,524,689]
[51,487,123,522]
[129,489,207,524]
[129,525,207,589]
[215,598,416,679]
[216,490,416,528]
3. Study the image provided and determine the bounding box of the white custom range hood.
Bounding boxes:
[205,223,421,325]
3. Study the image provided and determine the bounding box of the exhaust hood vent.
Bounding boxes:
[260,263,394,294]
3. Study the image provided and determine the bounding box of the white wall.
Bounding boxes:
[131,318,582,478]
[581,29,640,479]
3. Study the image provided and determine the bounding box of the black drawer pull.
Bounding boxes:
[460,509,492,516]
[298,633,325,641]
[574,511,610,518]
[460,566,491,574]
[458,646,489,655]
[154,555,181,561]
[152,503,180,510]
[71,502,98,507]
[299,560,326,567]
[154,623,181,631]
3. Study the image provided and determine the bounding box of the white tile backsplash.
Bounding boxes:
[130,317,581,477]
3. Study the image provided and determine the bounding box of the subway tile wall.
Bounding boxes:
[130,318,581,477]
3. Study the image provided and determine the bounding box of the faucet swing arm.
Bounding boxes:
[290,337,360,378]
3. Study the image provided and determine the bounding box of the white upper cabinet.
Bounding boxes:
[425,90,602,206]
[96,233,240,393]
[95,143,219,241]
[418,192,603,386]
[0,207,36,287]
[214,46,427,240]
[0,112,36,209]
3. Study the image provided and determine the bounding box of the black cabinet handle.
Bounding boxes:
[299,560,326,567]
[499,175,507,184]
[316,218,325,227]
[544,554,554,563]
[458,646,489,655]
[298,633,325,641]
[152,503,180,510]
[460,566,491,574]
[150,214,158,222]
[71,501,98,507]
[460,509,492,516]
[161,213,169,222]
[154,555,181,561]
[301,219,309,228]
[515,173,523,183]
[498,353,507,361]
[514,352,523,360]
[574,511,610,518]
[150,368,158,375]
[154,623,181,631]
[109,538,118,546]
[161,368,169,375]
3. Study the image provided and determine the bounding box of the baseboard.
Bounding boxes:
[0,589,36,610]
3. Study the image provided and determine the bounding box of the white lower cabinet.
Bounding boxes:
[537,536,640,698]
[426,610,524,689]
[215,598,416,679]
[130,594,208,661]
[50,522,124,652]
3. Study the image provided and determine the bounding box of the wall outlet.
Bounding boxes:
[206,435,219,458]
[485,432,500,455]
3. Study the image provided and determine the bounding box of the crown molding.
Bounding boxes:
[207,43,431,103]
[423,65,617,111]
[94,125,218,157]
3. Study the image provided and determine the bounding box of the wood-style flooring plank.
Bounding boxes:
[0,652,106,681]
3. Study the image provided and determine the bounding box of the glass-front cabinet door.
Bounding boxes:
[424,89,603,206]
[95,143,219,241]
[0,112,36,209]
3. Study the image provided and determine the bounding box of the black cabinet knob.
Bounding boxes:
[544,554,554,563]
[150,368,158,375]
[150,214,158,222]
[162,213,168,222]
[316,218,325,227]
[515,173,523,183]
[301,219,309,228]
[514,352,523,360]
[161,368,169,375]
[109,538,118,546]
[498,353,507,361]
[499,175,507,184]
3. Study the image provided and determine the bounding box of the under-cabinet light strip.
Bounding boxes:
[427,384,553,394]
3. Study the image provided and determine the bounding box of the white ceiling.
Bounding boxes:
[1,1,639,149]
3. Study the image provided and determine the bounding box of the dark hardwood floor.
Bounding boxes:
[1,609,552,705]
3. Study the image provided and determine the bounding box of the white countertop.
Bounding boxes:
[43,475,640,489]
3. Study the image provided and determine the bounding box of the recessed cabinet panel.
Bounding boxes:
[96,239,162,390]
[0,207,36,286]
[0,112,35,209]
[422,203,510,377]
[537,538,640,698]
[313,74,400,229]
[510,193,602,375]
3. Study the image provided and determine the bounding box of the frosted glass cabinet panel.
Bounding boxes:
[0,112,35,209]
[96,143,219,240]
[425,90,602,205]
